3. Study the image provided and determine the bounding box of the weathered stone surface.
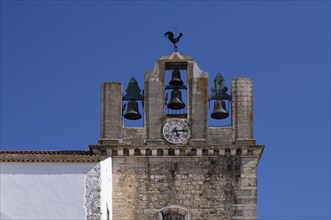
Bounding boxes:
[99,82,123,143]
[231,78,254,143]
[91,52,264,220]
[112,155,260,220]
[85,163,102,220]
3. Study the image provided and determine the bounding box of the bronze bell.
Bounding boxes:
[169,69,184,86]
[211,99,229,119]
[167,89,185,110]
[124,100,142,120]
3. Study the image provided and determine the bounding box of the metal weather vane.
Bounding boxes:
[164,31,183,52]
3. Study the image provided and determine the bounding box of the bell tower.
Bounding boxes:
[144,52,209,145]
[90,37,264,220]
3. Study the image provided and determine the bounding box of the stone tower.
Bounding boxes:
[90,52,264,220]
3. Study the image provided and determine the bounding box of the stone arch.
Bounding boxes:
[202,148,208,156]
[190,148,197,156]
[236,148,242,156]
[123,148,129,156]
[134,148,141,156]
[112,149,118,156]
[168,148,175,156]
[158,205,190,220]
[157,148,163,156]
[146,148,152,156]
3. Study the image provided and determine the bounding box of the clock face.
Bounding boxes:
[162,119,190,144]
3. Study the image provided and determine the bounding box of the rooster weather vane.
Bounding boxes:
[164,31,183,52]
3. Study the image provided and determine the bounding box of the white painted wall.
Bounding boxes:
[100,157,112,220]
[0,162,98,220]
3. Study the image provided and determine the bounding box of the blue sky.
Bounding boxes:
[1,1,330,219]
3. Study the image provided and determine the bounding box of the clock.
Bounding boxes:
[162,119,190,144]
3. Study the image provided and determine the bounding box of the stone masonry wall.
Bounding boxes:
[208,127,234,145]
[112,155,258,220]
[85,163,102,220]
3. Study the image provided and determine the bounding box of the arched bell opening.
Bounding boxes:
[164,69,188,118]
[208,73,232,127]
[122,77,144,128]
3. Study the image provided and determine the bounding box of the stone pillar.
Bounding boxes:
[232,78,255,144]
[144,61,165,143]
[234,157,259,220]
[99,82,123,144]
[188,62,208,142]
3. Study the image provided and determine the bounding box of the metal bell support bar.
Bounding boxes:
[122,77,143,120]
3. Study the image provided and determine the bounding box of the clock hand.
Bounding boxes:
[172,128,180,137]
[176,129,188,132]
